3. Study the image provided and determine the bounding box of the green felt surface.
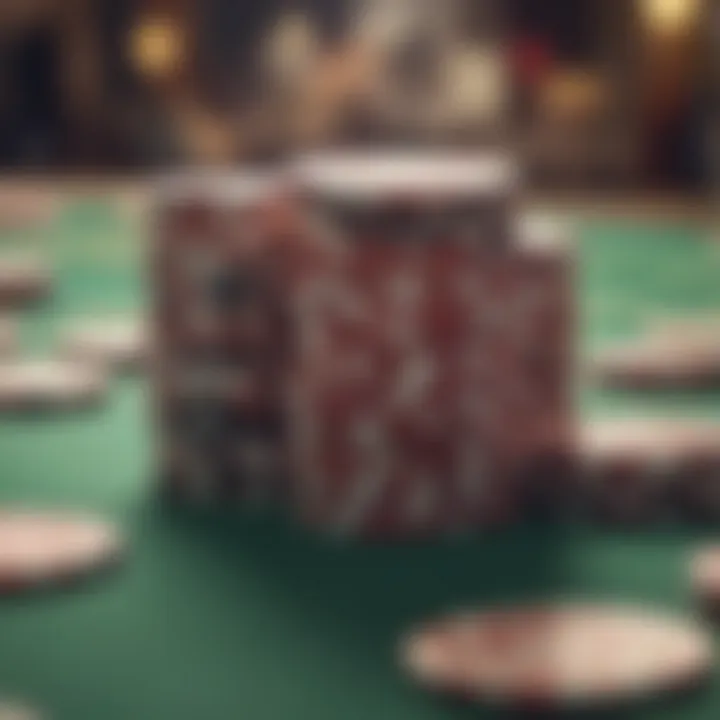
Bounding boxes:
[1,194,720,720]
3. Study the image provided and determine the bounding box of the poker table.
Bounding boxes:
[1,184,720,720]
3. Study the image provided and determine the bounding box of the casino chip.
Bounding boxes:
[0,360,107,411]
[60,317,148,371]
[0,510,124,595]
[399,604,712,709]
[0,254,51,306]
[0,700,41,720]
[580,417,720,524]
[590,319,720,389]
[0,316,17,357]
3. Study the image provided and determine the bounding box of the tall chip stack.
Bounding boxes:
[288,153,574,538]
[152,174,291,507]
[151,156,574,538]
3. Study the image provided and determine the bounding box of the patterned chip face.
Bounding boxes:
[289,237,571,536]
[400,604,713,708]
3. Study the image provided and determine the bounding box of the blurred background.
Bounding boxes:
[0,0,717,192]
[2,5,720,719]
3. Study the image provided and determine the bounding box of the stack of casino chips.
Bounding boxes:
[152,174,291,506]
[287,153,574,537]
[152,155,575,536]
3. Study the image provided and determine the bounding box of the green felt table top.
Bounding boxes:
[0,193,719,720]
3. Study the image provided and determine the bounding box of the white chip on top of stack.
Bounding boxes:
[0,359,107,410]
[400,604,712,708]
[294,151,519,200]
[60,316,148,371]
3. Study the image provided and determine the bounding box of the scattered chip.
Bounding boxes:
[0,510,124,595]
[400,604,712,709]
[591,340,720,389]
[0,360,107,412]
[581,417,720,463]
[590,316,720,389]
[0,700,41,720]
[60,317,148,371]
[0,254,52,306]
[0,316,17,357]
[580,417,720,524]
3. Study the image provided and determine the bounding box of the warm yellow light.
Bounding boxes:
[539,70,607,124]
[129,15,184,81]
[639,0,699,34]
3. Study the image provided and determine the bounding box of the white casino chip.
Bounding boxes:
[60,317,148,371]
[0,360,107,410]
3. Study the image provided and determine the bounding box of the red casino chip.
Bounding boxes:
[0,510,125,595]
[399,604,712,709]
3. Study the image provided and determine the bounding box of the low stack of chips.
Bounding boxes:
[152,154,574,537]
